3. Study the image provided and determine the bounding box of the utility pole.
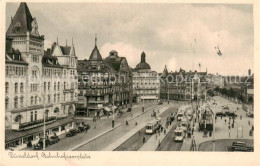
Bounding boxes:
[43,94,46,151]
[212,103,216,151]
[112,86,115,128]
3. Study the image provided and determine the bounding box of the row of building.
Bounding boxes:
[5,3,253,150]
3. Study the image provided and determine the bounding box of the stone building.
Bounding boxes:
[5,3,77,150]
[76,37,132,117]
[132,52,160,103]
[160,66,207,102]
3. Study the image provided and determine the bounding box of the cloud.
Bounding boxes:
[6,3,254,75]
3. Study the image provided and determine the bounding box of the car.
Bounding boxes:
[232,141,253,152]
[33,138,51,150]
[49,135,60,144]
[66,129,77,137]
[225,112,237,117]
[216,112,226,117]
[158,101,163,105]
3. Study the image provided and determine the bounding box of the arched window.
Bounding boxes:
[20,83,24,93]
[31,96,34,105]
[14,83,18,93]
[5,82,9,93]
[48,95,50,103]
[15,115,22,124]
[35,111,37,121]
[30,112,33,122]
[54,107,59,113]
[58,82,60,91]
[14,96,18,108]
[54,82,56,91]
[5,98,9,109]
[35,96,37,105]
[20,96,23,107]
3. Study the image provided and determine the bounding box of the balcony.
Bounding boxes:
[11,116,57,131]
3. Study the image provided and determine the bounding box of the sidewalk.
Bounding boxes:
[102,105,172,151]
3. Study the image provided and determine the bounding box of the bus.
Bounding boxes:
[146,118,161,134]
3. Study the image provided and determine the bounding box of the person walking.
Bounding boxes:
[158,140,161,147]
[143,136,146,143]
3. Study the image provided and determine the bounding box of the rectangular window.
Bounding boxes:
[30,112,33,122]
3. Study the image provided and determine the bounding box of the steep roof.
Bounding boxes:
[42,49,63,68]
[6,2,34,36]
[89,45,102,61]
[60,46,71,55]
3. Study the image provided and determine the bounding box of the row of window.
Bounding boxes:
[5,96,23,109]
[6,66,27,76]
[31,55,40,63]
[5,82,24,94]
[43,68,62,77]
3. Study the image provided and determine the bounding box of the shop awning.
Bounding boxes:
[140,96,158,100]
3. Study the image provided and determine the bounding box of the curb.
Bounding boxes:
[70,123,122,151]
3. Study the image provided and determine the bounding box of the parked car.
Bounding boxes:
[232,141,253,152]
[225,112,237,117]
[216,112,226,117]
[33,137,50,150]
[49,135,60,144]
[66,129,77,137]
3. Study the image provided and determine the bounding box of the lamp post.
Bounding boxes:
[167,83,169,104]
[212,103,216,151]
[42,94,46,151]
[112,86,115,128]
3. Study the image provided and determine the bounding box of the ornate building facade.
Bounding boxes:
[5,3,77,150]
[76,38,132,117]
[160,66,207,101]
[132,52,160,103]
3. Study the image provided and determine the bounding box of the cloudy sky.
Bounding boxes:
[6,3,254,75]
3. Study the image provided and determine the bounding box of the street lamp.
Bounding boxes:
[42,93,46,151]
[167,83,169,104]
[112,86,115,128]
[212,103,217,151]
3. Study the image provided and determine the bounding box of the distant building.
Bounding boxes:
[132,52,160,103]
[241,73,254,103]
[5,3,77,150]
[76,38,132,117]
[160,66,207,101]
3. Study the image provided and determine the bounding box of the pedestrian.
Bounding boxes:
[126,120,129,126]
[164,129,166,135]
[138,130,141,135]
[158,140,161,147]
[135,122,138,126]
[240,115,242,120]
[192,127,194,135]
[248,120,250,126]
[225,119,226,124]
[156,133,158,140]
[209,131,212,137]
[143,136,146,143]
[252,125,254,131]
[221,115,223,119]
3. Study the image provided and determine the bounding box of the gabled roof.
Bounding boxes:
[42,49,63,68]
[6,2,34,36]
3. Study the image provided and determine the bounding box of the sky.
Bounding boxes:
[6,3,254,75]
